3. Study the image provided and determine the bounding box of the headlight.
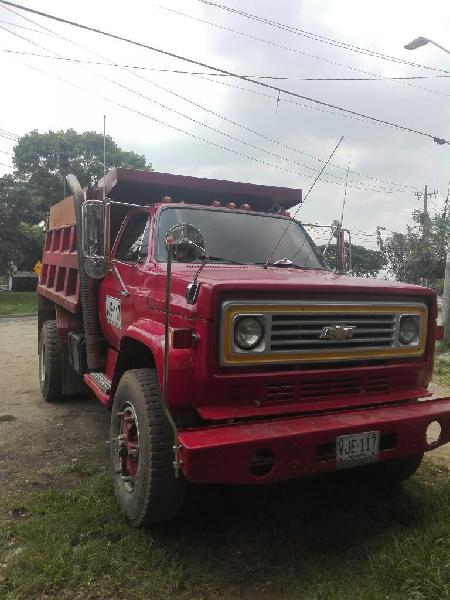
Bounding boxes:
[398,315,420,345]
[234,317,264,350]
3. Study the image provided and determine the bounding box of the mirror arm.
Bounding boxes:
[186,253,208,305]
[192,254,209,286]
[110,262,129,297]
[184,239,205,255]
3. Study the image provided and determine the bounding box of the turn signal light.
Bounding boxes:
[436,325,444,340]
[172,328,194,349]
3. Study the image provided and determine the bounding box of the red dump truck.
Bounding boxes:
[37,167,450,526]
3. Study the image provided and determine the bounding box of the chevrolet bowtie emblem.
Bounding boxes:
[319,325,356,340]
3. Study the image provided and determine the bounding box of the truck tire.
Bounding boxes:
[372,453,424,487]
[39,320,63,402]
[353,453,423,488]
[110,368,185,527]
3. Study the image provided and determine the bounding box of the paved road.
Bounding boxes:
[0,316,109,495]
[0,317,448,496]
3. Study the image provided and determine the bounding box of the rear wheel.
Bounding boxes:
[110,368,185,527]
[39,320,63,402]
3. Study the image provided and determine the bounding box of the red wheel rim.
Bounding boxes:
[116,403,140,491]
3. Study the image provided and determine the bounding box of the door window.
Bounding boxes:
[115,213,149,262]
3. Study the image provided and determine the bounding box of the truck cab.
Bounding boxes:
[36,168,450,527]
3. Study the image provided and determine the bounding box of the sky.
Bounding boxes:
[0,0,449,250]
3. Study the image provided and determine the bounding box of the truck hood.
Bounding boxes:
[151,263,435,321]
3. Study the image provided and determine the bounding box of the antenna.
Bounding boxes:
[263,136,344,268]
[103,113,106,200]
[340,161,350,225]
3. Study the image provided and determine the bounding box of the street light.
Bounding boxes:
[404,36,450,54]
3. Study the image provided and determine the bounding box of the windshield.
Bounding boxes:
[156,206,325,269]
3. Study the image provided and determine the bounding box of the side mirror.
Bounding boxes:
[81,200,109,278]
[165,223,206,263]
[165,224,208,305]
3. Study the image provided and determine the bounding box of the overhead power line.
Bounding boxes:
[0,18,52,35]
[7,31,402,195]
[195,0,449,74]
[154,4,450,99]
[0,0,448,145]
[3,7,424,193]
[2,10,420,194]
[3,47,450,81]
[14,56,352,183]
[0,129,18,141]
[2,23,397,194]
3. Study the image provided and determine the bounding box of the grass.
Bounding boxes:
[1,463,449,600]
[0,292,37,316]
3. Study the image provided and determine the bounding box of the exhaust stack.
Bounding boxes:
[67,174,104,371]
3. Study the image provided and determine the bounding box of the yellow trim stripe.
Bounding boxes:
[223,304,427,366]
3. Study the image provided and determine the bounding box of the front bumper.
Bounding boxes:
[178,398,450,484]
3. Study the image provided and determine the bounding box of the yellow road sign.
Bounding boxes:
[34,261,42,277]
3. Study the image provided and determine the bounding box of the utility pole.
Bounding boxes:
[443,183,450,343]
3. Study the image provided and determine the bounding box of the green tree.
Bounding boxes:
[0,175,43,272]
[377,208,450,287]
[319,243,385,278]
[0,129,153,273]
[14,129,152,216]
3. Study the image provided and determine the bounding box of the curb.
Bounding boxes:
[0,313,38,320]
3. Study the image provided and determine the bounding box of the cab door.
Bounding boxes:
[99,211,150,349]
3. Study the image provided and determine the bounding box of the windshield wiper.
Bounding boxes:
[252,260,324,270]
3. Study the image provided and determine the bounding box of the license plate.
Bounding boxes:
[336,430,380,469]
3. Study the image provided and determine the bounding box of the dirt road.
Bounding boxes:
[0,316,109,496]
[0,317,448,496]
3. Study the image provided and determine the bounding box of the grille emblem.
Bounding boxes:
[319,325,356,340]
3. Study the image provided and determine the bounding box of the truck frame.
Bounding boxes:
[37,167,450,526]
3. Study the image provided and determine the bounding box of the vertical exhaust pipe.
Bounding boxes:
[67,174,103,371]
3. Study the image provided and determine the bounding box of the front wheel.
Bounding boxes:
[372,453,424,487]
[353,453,424,488]
[110,368,185,527]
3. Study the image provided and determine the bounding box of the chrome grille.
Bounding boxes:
[270,313,396,352]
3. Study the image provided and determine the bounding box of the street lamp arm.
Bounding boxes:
[428,39,450,55]
[404,36,450,54]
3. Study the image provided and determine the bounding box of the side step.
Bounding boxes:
[84,372,112,406]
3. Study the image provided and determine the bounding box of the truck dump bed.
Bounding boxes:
[38,213,80,313]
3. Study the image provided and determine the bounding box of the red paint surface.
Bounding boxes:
[179,397,450,484]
